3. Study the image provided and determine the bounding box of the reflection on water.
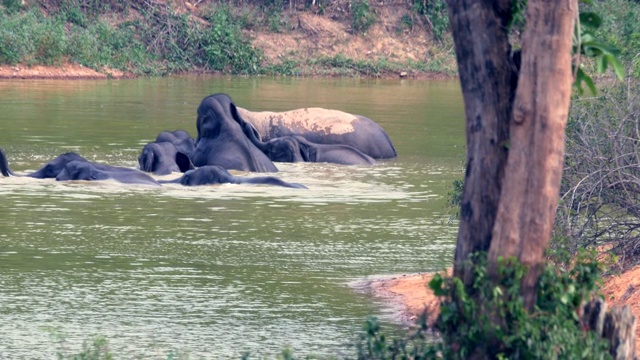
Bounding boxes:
[0,77,464,357]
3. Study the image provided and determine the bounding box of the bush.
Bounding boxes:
[202,5,265,75]
[411,0,449,41]
[557,81,640,266]
[352,254,610,359]
[351,0,376,34]
[583,0,640,79]
[428,254,610,359]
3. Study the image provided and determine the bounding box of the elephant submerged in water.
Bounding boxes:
[242,122,375,165]
[57,160,161,186]
[190,94,278,173]
[154,130,196,157]
[0,148,160,186]
[160,165,306,189]
[236,106,397,159]
[138,141,193,175]
[1,149,86,178]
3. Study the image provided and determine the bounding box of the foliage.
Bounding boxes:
[428,254,610,359]
[354,315,438,359]
[584,0,640,80]
[202,5,265,75]
[557,80,640,267]
[411,0,449,41]
[3,0,22,13]
[574,10,625,95]
[352,255,610,359]
[351,0,376,34]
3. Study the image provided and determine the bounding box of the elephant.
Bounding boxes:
[241,122,375,165]
[56,160,160,186]
[160,165,307,189]
[154,130,195,157]
[190,94,279,173]
[236,106,397,159]
[1,148,160,186]
[1,148,90,178]
[138,141,193,175]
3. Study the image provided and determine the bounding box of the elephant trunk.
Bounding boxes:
[0,148,16,177]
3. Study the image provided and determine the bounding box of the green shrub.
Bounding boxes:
[428,254,610,359]
[3,0,22,13]
[202,5,265,75]
[351,0,376,34]
[411,0,449,41]
[352,254,610,359]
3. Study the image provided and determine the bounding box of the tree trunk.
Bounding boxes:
[446,0,515,286]
[488,0,577,309]
[449,0,578,308]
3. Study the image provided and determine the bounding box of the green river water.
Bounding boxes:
[0,76,464,358]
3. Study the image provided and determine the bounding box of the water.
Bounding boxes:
[0,76,464,358]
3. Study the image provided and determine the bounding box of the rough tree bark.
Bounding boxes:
[488,1,577,308]
[447,0,514,287]
[447,0,578,307]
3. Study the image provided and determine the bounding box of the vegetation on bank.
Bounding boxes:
[0,0,455,77]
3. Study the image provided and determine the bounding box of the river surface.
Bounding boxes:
[0,76,464,358]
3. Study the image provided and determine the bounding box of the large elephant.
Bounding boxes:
[242,122,375,165]
[190,94,278,173]
[236,106,397,159]
[56,160,160,186]
[160,165,307,189]
[138,141,193,175]
[1,148,160,186]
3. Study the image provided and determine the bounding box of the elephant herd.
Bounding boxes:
[0,93,397,189]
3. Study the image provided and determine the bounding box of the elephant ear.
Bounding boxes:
[0,148,15,176]
[297,140,312,162]
[229,101,255,134]
[175,152,194,173]
[138,147,156,173]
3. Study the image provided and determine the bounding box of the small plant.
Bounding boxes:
[3,0,22,13]
[411,0,449,41]
[203,5,265,75]
[351,0,376,34]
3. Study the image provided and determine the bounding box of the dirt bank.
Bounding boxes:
[0,64,131,80]
[0,0,455,80]
[367,266,640,354]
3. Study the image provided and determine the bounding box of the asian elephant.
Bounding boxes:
[56,160,161,186]
[138,141,193,175]
[1,148,160,186]
[241,122,375,165]
[190,94,279,173]
[160,165,307,189]
[236,106,397,159]
[154,130,196,157]
[1,148,96,178]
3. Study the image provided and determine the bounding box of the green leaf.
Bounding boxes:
[574,67,597,95]
[579,12,602,29]
[596,54,608,74]
[608,54,625,80]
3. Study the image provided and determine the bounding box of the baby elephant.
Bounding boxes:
[160,165,307,189]
[56,160,160,186]
[242,123,375,165]
[0,148,159,186]
[138,142,193,175]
